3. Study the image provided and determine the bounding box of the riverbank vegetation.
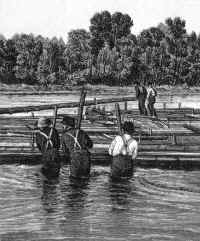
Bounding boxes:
[0,11,200,88]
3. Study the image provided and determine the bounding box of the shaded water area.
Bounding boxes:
[0,165,200,241]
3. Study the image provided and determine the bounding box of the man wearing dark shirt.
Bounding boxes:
[36,117,60,153]
[35,117,60,177]
[135,81,147,115]
[60,116,93,177]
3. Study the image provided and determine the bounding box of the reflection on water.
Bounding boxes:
[0,165,200,240]
[41,178,60,214]
[109,179,133,209]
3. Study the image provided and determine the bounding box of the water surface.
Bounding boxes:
[0,165,200,241]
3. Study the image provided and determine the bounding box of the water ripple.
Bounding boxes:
[0,165,200,240]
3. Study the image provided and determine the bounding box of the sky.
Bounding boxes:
[1,0,200,41]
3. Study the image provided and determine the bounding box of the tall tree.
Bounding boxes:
[138,27,165,49]
[89,11,112,56]
[111,12,133,46]
[64,29,90,73]
[0,39,18,83]
[14,34,43,84]
[165,17,187,85]
[36,37,66,86]
[89,11,133,56]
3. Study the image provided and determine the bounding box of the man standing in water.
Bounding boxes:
[60,116,93,177]
[135,81,147,115]
[108,121,138,178]
[36,117,60,177]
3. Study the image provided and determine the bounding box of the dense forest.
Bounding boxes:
[1,11,200,87]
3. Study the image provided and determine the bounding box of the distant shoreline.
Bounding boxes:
[0,83,199,96]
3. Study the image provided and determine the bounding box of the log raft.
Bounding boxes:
[0,96,200,169]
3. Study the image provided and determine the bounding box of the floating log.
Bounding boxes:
[183,124,200,134]
[185,114,200,119]
[0,135,169,144]
[0,108,195,120]
[0,123,195,136]
[0,96,136,114]
[122,107,193,115]
[0,90,84,96]
[1,143,200,152]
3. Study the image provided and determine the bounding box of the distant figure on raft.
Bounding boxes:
[108,121,138,179]
[35,117,61,177]
[135,81,147,115]
[60,116,93,178]
[146,81,157,118]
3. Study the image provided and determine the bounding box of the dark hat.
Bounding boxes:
[61,116,75,127]
[122,121,135,134]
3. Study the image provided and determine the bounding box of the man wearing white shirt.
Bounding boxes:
[146,82,157,118]
[108,121,138,178]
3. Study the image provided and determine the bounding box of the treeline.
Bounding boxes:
[1,11,200,87]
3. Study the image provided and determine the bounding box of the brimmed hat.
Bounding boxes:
[37,117,51,128]
[61,116,75,127]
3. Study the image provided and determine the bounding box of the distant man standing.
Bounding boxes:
[36,117,60,177]
[135,81,147,115]
[146,82,157,118]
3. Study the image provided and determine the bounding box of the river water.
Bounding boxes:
[1,92,200,240]
[0,165,200,241]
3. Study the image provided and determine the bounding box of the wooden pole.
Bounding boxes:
[94,98,97,108]
[167,117,170,128]
[76,88,86,131]
[73,88,87,149]
[124,101,128,111]
[115,103,123,136]
[45,106,58,150]
[31,132,35,151]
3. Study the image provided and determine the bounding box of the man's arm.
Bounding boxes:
[146,88,151,100]
[84,131,93,149]
[132,141,138,160]
[135,86,139,99]
[35,133,42,152]
[108,137,117,156]
[154,88,157,97]
[144,87,148,98]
